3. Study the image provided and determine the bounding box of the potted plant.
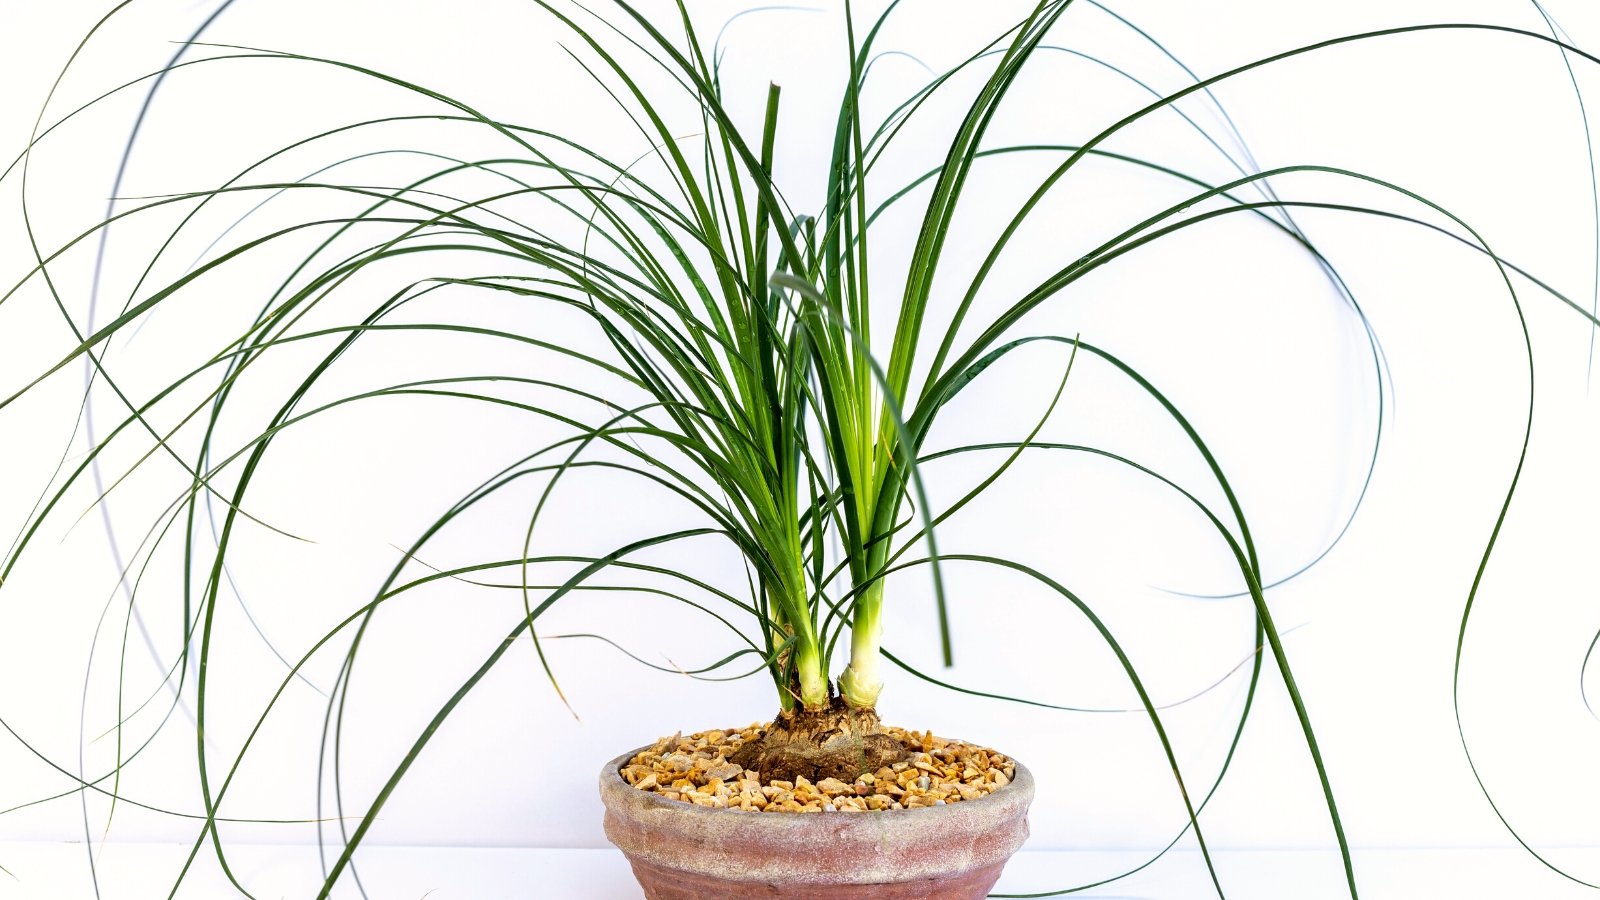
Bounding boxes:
[3,0,1599,897]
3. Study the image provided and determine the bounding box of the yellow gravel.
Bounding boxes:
[621,724,1017,813]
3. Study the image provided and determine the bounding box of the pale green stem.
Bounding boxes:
[839,579,885,708]
[768,591,798,714]
[772,583,830,710]
[793,632,830,710]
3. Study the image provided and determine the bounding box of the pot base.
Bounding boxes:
[625,856,1008,899]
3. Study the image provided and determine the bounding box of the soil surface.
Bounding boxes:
[620,721,1017,813]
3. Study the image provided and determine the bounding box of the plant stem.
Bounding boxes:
[793,630,830,710]
[839,579,884,708]
[771,583,830,710]
[767,587,797,714]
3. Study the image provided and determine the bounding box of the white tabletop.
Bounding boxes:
[1,843,1597,899]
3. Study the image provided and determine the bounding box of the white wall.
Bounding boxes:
[3,0,1600,892]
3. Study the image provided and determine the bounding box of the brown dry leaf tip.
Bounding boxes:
[622,724,1014,813]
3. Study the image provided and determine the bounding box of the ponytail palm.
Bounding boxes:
[6,1,1600,898]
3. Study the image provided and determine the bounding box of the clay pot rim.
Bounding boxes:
[600,741,1034,821]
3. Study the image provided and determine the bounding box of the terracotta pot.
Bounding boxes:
[599,744,1034,899]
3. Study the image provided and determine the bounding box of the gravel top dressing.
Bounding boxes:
[620,723,1017,813]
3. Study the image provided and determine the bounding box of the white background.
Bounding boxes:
[3,0,1600,896]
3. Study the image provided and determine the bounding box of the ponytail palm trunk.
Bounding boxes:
[767,579,829,712]
[839,578,886,709]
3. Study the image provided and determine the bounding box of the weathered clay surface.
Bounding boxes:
[600,743,1034,898]
[624,856,1009,899]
